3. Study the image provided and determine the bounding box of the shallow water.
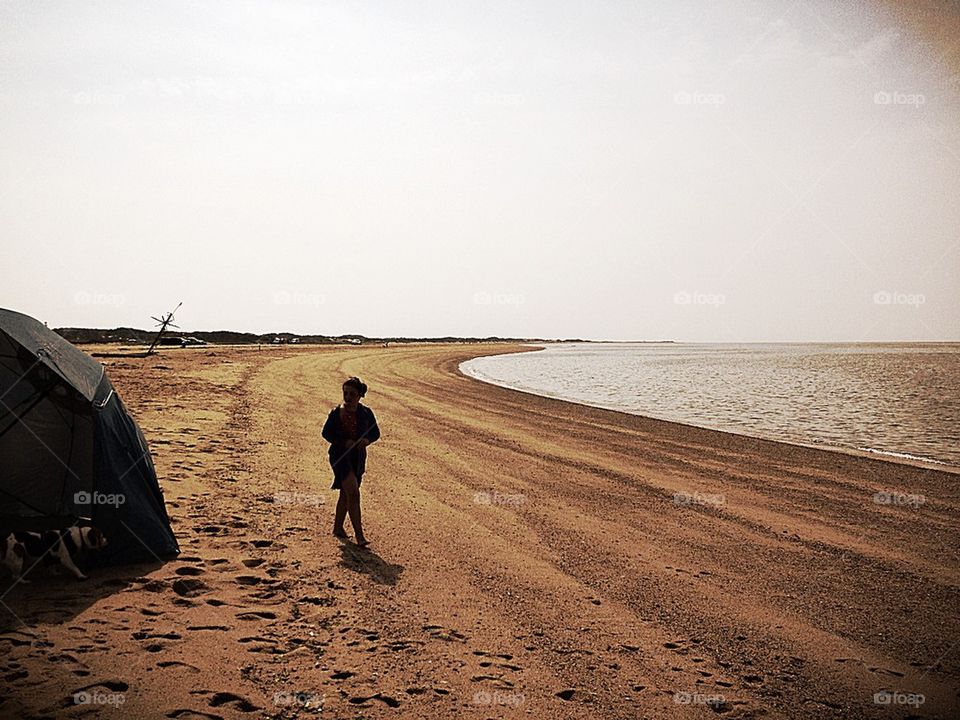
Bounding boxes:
[461,343,960,467]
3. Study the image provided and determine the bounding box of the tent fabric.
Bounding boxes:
[0,308,179,564]
[0,307,104,402]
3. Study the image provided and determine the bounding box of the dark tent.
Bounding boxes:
[0,308,179,566]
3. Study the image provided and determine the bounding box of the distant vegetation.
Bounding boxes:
[54,327,582,345]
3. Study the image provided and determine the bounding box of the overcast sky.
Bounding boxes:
[2,0,958,341]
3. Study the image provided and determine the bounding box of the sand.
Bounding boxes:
[1,343,957,719]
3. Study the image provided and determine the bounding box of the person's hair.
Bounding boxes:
[343,376,368,398]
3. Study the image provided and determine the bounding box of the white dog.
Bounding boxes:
[2,527,108,582]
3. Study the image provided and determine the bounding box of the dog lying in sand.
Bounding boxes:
[1,527,108,582]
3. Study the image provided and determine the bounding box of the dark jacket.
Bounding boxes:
[322,404,381,478]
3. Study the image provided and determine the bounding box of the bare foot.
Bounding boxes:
[333,528,348,539]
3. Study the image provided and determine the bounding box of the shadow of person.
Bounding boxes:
[337,541,404,586]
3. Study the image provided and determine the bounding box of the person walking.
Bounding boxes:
[322,376,381,547]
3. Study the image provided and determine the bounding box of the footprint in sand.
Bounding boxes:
[471,674,504,683]
[423,624,467,642]
[186,625,230,632]
[133,631,182,641]
[172,579,209,598]
[194,525,228,536]
[237,636,280,654]
[174,566,205,577]
[135,579,167,593]
[385,639,422,652]
[157,660,201,673]
[473,650,522,672]
[298,595,335,608]
[348,693,399,708]
[206,691,258,712]
[235,575,267,586]
[0,632,34,648]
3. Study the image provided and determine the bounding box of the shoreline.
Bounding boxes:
[460,345,960,476]
[2,342,957,719]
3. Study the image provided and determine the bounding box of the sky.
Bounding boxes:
[1,0,958,342]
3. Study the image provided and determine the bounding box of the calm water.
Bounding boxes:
[460,343,960,467]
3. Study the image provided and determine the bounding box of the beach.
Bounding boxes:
[1,342,957,719]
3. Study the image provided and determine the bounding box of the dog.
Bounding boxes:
[2,527,108,582]
[1,533,27,583]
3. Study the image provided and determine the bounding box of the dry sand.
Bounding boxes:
[1,343,957,719]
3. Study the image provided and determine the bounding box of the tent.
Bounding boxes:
[0,308,179,566]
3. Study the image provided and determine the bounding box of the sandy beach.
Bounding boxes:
[1,342,957,719]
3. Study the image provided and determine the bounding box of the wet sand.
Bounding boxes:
[1,343,957,719]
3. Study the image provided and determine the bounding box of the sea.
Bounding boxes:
[460,343,960,468]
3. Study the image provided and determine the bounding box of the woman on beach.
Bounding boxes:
[322,376,381,547]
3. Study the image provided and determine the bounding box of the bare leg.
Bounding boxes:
[341,472,366,545]
[333,489,348,537]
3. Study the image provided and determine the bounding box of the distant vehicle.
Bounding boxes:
[158,336,208,348]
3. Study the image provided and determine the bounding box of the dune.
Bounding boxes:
[1,343,957,719]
